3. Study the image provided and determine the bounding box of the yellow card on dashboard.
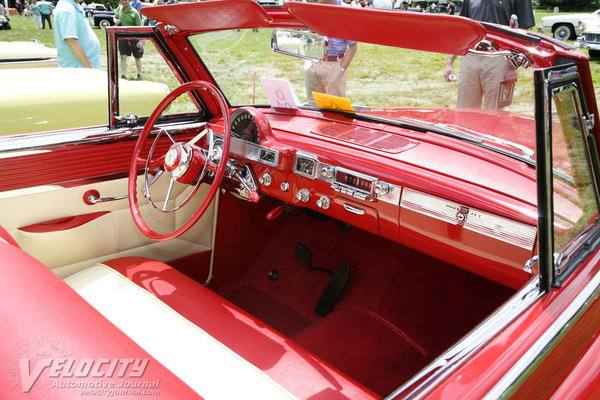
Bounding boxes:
[312,92,355,113]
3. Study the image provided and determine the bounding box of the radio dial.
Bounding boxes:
[296,188,311,202]
[375,182,391,196]
[320,166,335,179]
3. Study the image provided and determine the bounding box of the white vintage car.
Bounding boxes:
[538,9,600,41]
[1,68,170,135]
[0,40,57,69]
[576,18,600,58]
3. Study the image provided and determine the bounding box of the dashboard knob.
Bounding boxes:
[259,173,272,187]
[316,196,331,209]
[374,182,391,196]
[320,166,335,179]
[296,188,311,203]
[280,181,290,192]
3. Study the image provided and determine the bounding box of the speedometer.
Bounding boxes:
[230,109,260,143]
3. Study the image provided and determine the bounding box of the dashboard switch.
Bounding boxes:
[259,173,272,187]
[296,188,311,202]
[316,196,331,209]
[280,181,290,192]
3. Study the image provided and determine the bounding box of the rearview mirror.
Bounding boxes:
[271,28,328,62]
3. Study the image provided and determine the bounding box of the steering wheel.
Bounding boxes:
[128,80,231,241]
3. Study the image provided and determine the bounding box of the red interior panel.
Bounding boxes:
[142,0,273,32]
[284,2,486,55]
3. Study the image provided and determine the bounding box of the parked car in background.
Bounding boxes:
[576,18,600,58]
[2,1,600,399]
[83,2,107,17]
[538,9,600,40]
[0,40,57,68]
[93,7,114,29]
[0,14,10,30]
[94,3,153,28]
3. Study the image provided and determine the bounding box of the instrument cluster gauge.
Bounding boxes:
[296,157,315,176]
[294,152,319,179]
[230,108,260,144]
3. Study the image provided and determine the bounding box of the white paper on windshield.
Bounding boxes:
[260,77,298,109]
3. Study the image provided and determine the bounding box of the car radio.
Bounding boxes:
[293,152,397,203]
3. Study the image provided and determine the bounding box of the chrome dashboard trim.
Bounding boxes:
[387,277,543,399]
[230,138,279,167]
[293,151,319,179]
[401,188,537,250]
[214,134,279,168]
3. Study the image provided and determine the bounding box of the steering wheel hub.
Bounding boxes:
[164,144,192,178]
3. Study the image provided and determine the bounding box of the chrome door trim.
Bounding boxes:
[483,265,600,399]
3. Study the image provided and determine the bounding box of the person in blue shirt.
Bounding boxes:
[130,0,142,12]
[36,0,54,29]
[53,0,101,69]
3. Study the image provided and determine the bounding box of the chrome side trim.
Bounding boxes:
[386,277,542,399]
[401,188,537,250]
[483,267,600,399]
[0,122,207,154]
[0,127,124,154]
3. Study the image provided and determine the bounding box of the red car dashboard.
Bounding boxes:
[208,107,538,289]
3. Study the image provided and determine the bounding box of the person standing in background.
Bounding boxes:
[0,3,8,18]
[443,0,534,109]
[30,0,42,29]
[447,0,455,15]
[130,0,142,12]
[304,0,358,103]
[53,0,101,69]
[37,0,54,29]
[114,0,144,79]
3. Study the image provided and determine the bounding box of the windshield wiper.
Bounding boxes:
[398,117,483,144]
[397,117,535,161]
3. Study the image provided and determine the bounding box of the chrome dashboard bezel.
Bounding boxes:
[215,133,279,167]
[293,151,401,205]
[293,151,319,179]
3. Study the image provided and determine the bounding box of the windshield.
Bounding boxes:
[190,28,536,158]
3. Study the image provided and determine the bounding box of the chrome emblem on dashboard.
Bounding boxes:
[400,188,536,250]
[456,206,469,226]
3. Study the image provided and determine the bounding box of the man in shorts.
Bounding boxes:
[304,0,358,104]
[114,0,144,79]
[443,0,534,109]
